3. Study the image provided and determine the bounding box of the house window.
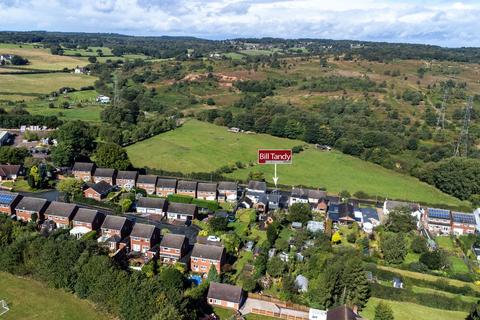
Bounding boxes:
[193,258,198,262]
[175,249,180,253]
[202,259,206,262]
[201,266,207,270]
[133,244,141,252]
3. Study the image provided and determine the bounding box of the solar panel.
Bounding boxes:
[0,193,15,204]
[452,212,476,224]
[428,208,451,220]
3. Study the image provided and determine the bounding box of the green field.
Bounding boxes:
[126,119,464,206]
[126,119,299,172]
[361,297,468,320]
[0,272,110,320]
[0,73,97,101]
[0,43,87,70]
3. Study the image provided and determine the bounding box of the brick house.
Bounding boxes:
[166,202,198,221]
[177,180,197,198]
[136,175,158,194]
[217,181,238,203]
[207,282,244,310]
[116,171,138,190]
[190,243,226,274]
[93,168,116,185]
[70,208,105,239]
[83,180,113,201]
[156,178,177,197]
[44,201,78,228]
[0,191,22,215]
[98,215,133,251]
[130,223,160,256]
[197,182,217,201]
[72,162,96,182]
[136,197,167,215]
[159,233,189,265]
[451,212,477,235]
[0,164,24,181]
[15,196,49,223]
[424,208,452,235]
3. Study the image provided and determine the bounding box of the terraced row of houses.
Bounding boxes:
[72,162,238,202]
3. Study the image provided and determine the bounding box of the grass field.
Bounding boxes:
[361,297,468,320]
[126,119,464,206]
[0,272,110,320]
[0,43,87,70]
[0,73,96,101]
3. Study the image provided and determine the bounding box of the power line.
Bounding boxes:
[454,96,473,157]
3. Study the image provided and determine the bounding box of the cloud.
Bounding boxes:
[0,0,478,47]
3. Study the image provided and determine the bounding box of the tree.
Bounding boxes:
[266,222,280,246]
[374,302,394,320]
[88,56,97,63]
[0,147,30,164]
[10,55,29,65]
[119,198,133,213]
[57,178,83,201]
[381,233,407,264]
[92,143,131,171]
[466,300,480,320]
[420,249,448,270]
[52,121,95,166]
[410,235,428,254]
[207,265,220,282]
[384,209,416,233]
[28,165,43,189]
[288,203,312,223]
[208,216,228,232]
[332,231,342,244]
[267,256,285,277]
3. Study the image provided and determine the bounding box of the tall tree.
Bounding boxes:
[374,302,394,320]
[381,233,407,264]
[92,143,131,170]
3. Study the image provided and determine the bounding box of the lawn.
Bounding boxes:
[0,43,87,70]
[212,306,277,320]
[126,119,464,206]
[0,272,110,320]
[436,236,456,252]
[361,297,468,320]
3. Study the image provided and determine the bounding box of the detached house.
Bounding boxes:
[159,233,189,265]
[130,223,160,256]
[424,208,452,235]
[197,182,217,201]
[70,208,105,239]
[328,203,355,224]
[72,162,95,182]
[15,196,49,222]
[207,282,244,311]
[217,181,238,203]
[136,175,158,194]
[136,197,167,215]
[156,178,177,197]
[289,187,326,206]
[190,243,226,274]
[98,215,133,251]
[84,180,113,201]
[116,171,138,190]
[0,191,22,215]
[177,180,197,198]
[44,201,78,228]
[93,168,116,185]
[451,212,477,235]
[166,202,197,221]
[0,164,24,181]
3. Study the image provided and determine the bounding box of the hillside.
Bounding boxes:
[126,119,464,206]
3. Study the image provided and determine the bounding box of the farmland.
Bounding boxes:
[126,119,465,206]
[0,43,87,70]
[0,272,110,320]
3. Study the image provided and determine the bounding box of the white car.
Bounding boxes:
[207,235,221,242]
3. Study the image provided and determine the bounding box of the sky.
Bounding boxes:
[0,0,478,47]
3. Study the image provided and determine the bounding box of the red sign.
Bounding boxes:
[258,149,292,164]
